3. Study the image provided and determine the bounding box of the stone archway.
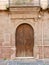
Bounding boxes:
[15,23,34,57]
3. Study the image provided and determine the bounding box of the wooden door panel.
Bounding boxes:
[16,24,34,57]
[16,25,24,57]
[24,24,34,56]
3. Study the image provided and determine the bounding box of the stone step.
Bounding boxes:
[0,59,49,65]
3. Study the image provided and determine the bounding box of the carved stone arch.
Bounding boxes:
[15,22,35,31]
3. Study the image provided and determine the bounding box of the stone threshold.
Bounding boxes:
[0,59,49,65]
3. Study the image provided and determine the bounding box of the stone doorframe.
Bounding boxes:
[10,19,39,59]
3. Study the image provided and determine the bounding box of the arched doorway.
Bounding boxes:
[15,23,34,57]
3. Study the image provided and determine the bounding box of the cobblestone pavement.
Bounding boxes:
[0,59,49,65]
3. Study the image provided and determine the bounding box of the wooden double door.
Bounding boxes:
[16,24,34,57]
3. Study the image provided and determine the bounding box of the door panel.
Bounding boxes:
[24,24,34,56]
[16,25,24,57]
[16,24,34,57]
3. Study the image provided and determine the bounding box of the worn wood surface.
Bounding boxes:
[16,24,34,57]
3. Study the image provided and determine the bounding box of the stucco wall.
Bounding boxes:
[0,7,49,59]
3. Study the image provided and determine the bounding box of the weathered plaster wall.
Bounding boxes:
[0,7,49,59]
[0,11,14,59]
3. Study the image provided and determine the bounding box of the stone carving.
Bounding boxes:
[0,0,9,10]
[40,0,48,9]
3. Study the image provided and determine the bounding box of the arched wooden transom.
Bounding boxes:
[15,23,34,57]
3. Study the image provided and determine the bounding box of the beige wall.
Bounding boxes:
[0,7,49,59]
